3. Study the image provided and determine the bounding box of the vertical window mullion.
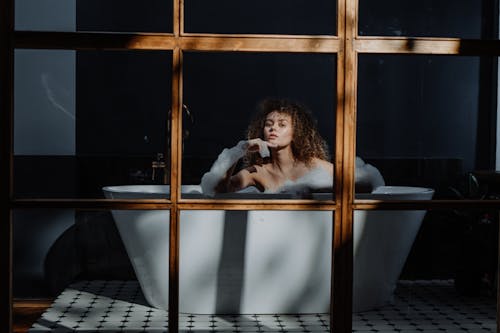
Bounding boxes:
[332,0,357,332]
[169,0,183,330]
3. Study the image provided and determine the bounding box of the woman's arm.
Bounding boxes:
[200,139,275,196]
[225,166,260,192]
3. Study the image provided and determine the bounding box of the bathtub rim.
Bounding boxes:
[103,184,434,200]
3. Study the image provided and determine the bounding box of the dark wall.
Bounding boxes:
[76,0,172,32]
[357,55,481,173]
[356,0,498,178]
[359,0,483,38]
[76,51,171,157]
[185,0,336,35]
[74,50,172,197]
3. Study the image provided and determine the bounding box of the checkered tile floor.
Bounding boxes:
[353,280,496,332]
[29,280,496,332]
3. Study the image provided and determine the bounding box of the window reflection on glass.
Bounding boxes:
[352,208,498,330]
[185,0,336,35]
[15,0,172,32]
[182,52,336,199]
[13,209,76,299]
[359,0,495,38]
[356,55,498,200]
[14,49,171,199]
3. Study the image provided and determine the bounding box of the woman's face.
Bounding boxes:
[263,111,294,148]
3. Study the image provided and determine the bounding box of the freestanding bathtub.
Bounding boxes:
[103,185,434,313]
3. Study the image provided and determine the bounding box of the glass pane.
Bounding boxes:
[359,0,495,39]
[182,52,336,200]
[14,208,169,330]
[356,55,499,200]
[13,209,76,298]
[353,209,498,331]
[15,0,172,32]
[14,49,172,199]
[185,0,337,35]
[179,209,332,330]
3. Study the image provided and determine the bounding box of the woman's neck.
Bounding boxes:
[270,146,296,173]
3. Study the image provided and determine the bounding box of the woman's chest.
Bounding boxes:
[255,166,310,192]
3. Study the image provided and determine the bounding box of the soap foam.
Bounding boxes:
[268,166,334,194]
[355,157,385,190]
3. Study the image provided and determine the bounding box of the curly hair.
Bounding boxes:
[244,98,330,166]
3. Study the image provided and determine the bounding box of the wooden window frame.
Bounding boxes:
[3,0,500,332]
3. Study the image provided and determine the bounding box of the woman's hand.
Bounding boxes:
[246,138,277,158]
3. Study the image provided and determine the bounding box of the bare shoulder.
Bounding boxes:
[311,158,334,176]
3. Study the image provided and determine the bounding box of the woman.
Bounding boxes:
[200,98,334,196]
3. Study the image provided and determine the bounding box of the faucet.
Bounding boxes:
[152,152,168,184]
[152,104,194,184]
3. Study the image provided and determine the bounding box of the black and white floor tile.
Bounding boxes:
[353,280,496,333]
[28,280,496,332]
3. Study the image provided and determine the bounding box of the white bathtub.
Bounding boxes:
[103,185,433,313]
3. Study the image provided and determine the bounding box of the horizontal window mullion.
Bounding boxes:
[354,199,500,210]
[178,200,338,211]
[179,35,340,53]
[13,31,341,53]
[13,31,177,50]
[11,199,172,210]
[10,199,341,211]
[355,37,500,55]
